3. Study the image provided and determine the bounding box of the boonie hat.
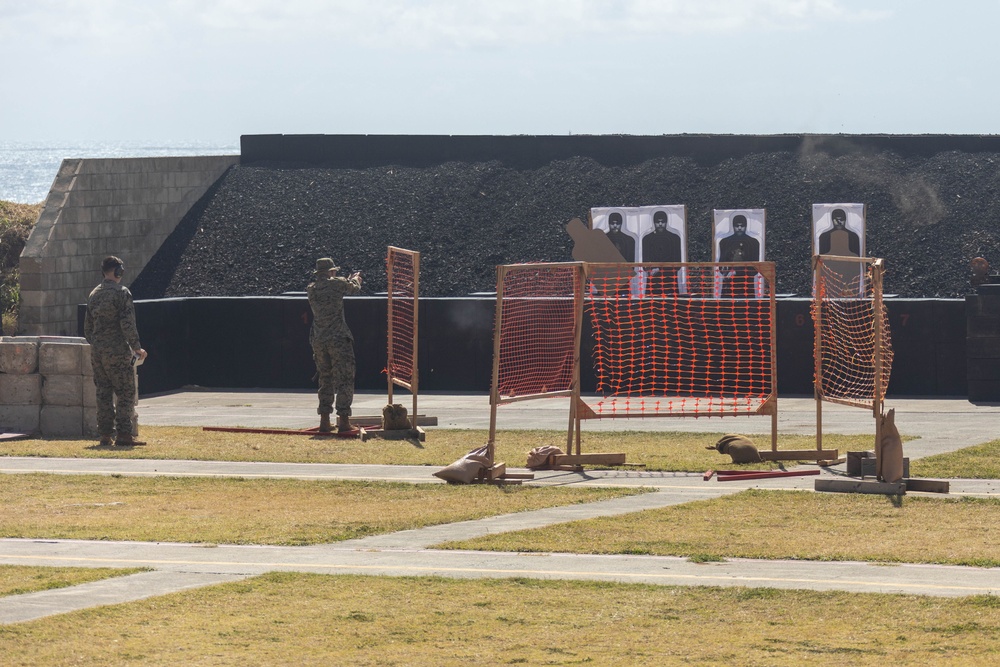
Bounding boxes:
[314,257,339,273]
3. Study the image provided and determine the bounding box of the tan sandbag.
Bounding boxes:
[526,445,565,469]
[382,403,411,430]
[433,445,490,484]
[878,408,904,483]
[706,434,762,464]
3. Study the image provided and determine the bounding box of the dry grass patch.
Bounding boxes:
[0,426,875,471]
[441,489,1000,568]
[911,439,1000,479]
[0,474,646,545]
[0,565,143,598]
[2,573,999,666]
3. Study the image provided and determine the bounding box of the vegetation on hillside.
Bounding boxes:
[0,200,41,334]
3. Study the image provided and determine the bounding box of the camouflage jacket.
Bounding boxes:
[307,275,361,343]
[84,280,141,352]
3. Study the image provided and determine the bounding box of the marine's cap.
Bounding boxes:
[314,257,339,273]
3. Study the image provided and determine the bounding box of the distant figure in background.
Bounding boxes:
[603,212,635,261]
[308,257,362,433]
[718,214,760,298]
[84,256,147,447]
[642,210,683,295]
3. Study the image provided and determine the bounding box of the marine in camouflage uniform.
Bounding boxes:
[84,256,147,446]
[307,257,362,432]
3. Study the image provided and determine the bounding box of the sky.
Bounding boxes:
[2,0,997,144]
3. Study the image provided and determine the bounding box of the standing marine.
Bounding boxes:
[307,257,362,432]
[84,256,147,446]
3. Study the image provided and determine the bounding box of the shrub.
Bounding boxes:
[0,200,42,334]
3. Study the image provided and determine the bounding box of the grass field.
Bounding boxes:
[0,474,644,545]
[2,574,999,666]
[439,488,1000,567]
[1,428,998,664]
[2,425,892,472]
[0,565,143,598]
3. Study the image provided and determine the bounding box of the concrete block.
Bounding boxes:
[0,340,39,374]
[83,407,99,437]
[40,405,83,437]
[83,377,97,407]
[39,341,84,375]
[81,345,93,376]
[43,374,84,406]
[18,271,42,291]
[846,451,910,479]
[0,373,42,404]
[0,405,40,433]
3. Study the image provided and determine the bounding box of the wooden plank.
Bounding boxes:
[352,414,438,426]
[904,478,951,494]
[471,477,523,485]
[759,449,838,461]
[204,425,365,438]
[361,426,426,442]
[703,470,716,481]
[818,457,846,467]
[551,453,627,466]
[717,470,820,482]
[487,463,507,479]
[815,479,906,495]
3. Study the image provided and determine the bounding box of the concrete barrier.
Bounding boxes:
[0,336,118,437]
[20,155,239,336]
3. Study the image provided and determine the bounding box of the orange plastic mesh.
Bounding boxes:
[496,264,579,399]
[387,247,418,388]
[812,257,893,408]
[585,262,775,417]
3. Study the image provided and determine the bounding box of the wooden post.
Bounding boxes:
[813,255,824,452]
[410,250,420,431]
[872,259,885,475]
[569,263,586,456]
[386,248,395,406]
[487,264,505,466]
[765,261,778,451]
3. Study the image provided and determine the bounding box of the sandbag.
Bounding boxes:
[434,445,490,484]
[878,409,905,484]
[526,445,565,469]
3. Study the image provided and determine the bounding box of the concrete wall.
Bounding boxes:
[19,155,239,336]
[241,133,1000,169]
[0,336,97,437]
[967,290,1000,402]
[78,296,969,398]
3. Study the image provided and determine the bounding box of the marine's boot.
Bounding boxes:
[319,413,333,433]
[337,415,353,433]
[115,434,146,447]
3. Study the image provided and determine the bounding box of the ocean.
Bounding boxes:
[0,141,240,204]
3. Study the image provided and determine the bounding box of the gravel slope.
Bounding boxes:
[131,150,1000,299]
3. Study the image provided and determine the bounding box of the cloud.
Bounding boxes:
[2,0,892,51]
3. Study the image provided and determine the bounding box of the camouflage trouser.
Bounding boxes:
[312,336,355,417]
[91,345,137,437]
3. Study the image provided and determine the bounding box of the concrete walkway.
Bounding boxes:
[2,391,999,623]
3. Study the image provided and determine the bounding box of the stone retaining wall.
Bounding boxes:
[0,337,98,437]
[19,155,238,336]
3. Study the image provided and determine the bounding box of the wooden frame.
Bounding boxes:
[386,246,420,431]
[813,255,890,465]
[487,260,833,468]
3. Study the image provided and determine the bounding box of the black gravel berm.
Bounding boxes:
[130,150,1000,300]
